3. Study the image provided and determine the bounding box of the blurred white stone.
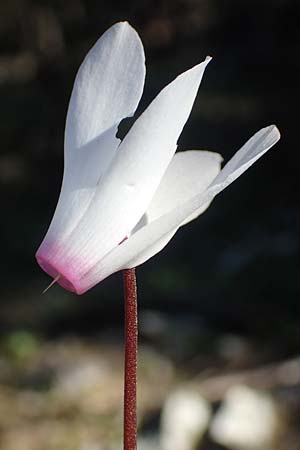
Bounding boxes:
[210,384,281,449]
[160,388,212,450]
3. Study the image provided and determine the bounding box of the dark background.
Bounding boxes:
[0,1,299,449]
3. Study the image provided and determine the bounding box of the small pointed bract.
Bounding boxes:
[36,22,281,294]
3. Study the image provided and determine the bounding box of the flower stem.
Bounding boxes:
[123,268,138,450]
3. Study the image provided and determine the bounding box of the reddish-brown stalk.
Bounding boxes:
[123,268,138,450]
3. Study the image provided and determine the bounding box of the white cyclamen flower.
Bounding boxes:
[36,21,280,294]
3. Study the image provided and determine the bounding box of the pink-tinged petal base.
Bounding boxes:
[36,243,87,294]
[36,255,76,293]
[36,234,130,295]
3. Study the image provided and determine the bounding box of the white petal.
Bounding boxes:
[209,125,280,188]
[57,58,212,273]
[65,21,146,152]
[42,22,146,241]
[127,150,222,267]
[144,150,223,227]
[126,150,222,266]
[77,125,280,292]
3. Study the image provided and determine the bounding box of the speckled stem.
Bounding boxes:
[123,268,138,450]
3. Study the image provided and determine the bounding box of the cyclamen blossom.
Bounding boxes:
[36,21,280,294]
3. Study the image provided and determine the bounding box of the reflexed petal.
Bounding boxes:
[144,150,223,227]
[209,125,280,188]
[127,149,222,266]
[39,22,146,242]
[56,58,212,275]
[76,125,280,293]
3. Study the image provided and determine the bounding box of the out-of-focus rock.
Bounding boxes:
[210,385,282,450]
[160,388,212,450]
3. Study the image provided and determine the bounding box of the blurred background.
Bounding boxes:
[0,0,299,449]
